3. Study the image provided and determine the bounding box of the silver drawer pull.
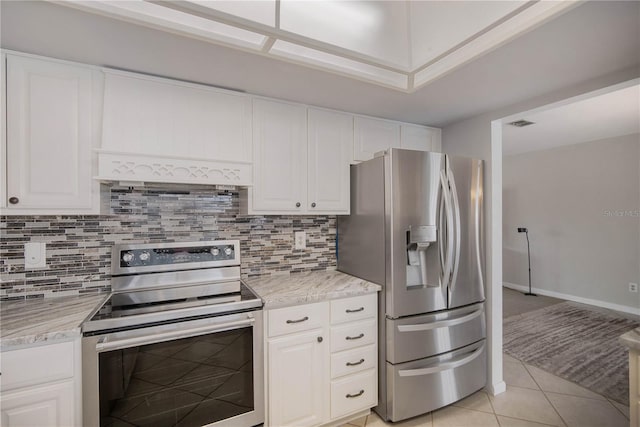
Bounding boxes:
[286,316,309,324]
[346,358,365,367]
[346,390,365,398]
[346,333,364,341]
[346,307,364,313]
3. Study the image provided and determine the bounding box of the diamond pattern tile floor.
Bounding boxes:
[339,353,630,427]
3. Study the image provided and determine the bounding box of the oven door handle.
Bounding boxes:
[95,317,255,352]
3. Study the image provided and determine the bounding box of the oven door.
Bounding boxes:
[82,311,264,427]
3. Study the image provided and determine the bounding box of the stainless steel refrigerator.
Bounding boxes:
[337,148,486,422]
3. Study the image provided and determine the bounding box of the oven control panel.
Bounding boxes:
[113,241,240,273]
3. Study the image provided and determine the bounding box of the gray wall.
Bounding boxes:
[503,134,640,309]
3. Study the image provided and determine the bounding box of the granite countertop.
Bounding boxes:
[245,269,381,309]
[620,327,640,351]
[0,270,380,349]
[0,294,107,351]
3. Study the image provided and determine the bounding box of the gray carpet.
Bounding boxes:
[503,301,639,405]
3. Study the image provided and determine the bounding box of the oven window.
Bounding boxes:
[98,327,254,427]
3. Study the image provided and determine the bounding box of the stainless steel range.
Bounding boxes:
[82,240,264,427]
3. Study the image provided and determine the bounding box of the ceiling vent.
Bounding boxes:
[508,119,535,127]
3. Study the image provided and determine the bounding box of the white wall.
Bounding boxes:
[503,134,640,311]
[441,66,640,395]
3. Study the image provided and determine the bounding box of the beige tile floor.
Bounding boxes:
[340,353,630,427]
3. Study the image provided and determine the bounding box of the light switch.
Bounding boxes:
[25,242,46,269]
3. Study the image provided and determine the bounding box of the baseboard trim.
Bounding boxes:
[489,381,507,396]
[503,282,640,316]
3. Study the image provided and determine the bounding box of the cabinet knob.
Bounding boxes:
[311,202,316,208]
[317,336,323,343]
[295,202,301,208]
[8,197,19,205]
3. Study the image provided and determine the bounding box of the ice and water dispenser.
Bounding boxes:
[406,225,439,288]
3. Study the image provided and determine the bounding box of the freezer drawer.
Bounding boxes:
[386,302,485,364]
[386,340,486,422]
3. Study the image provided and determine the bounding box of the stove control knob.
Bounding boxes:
[122,252,134,263]
[139,251,151,262]
[224,247,233,256]
[211,248,220,256]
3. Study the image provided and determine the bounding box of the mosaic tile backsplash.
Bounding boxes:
[0,185,337,301]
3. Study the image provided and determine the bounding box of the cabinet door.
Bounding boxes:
[0,381,75,427]
[252,99,307,213]
[400,124,441,152]
[5,55,97,211]
[353,117,400,162]
[307,108,352,214]
[268,329,327,427]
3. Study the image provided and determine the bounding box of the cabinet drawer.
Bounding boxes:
[331,319,376,353]
[330,369,376,420]
[331,344,376,379]
[268,302,328,338]
[1,341,75,392]
[331,294,376,325]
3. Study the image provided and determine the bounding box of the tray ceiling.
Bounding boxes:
[59,0,578,92]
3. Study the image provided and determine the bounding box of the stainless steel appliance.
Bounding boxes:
[82,240,264,427]
[337,148,486,422]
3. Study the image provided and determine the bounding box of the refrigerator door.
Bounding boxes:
[446,156,485,309]
[385,339,486,422]
[386,149,448,319]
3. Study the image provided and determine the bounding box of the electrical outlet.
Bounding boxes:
[25,242,46,269]
[294,231,306,250]
[629,283,638,293]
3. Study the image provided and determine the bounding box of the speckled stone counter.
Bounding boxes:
[0,294,107,351]
[620,327,640,351]
[245,269,381,309]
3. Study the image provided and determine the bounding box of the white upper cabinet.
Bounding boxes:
[98,70,252,186]
[251,98,308,213]
[307,108,352,214]
[353,116,400,162]
[1,51,442,216]
[400,123,442,152]
[3,54,101,214]
[247,103,352,215]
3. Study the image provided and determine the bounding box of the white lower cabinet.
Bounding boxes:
[0,339,81,427]
[265,293,378,427]
[0,381,75,427]
[330,369,377,420]
[268,329,328,427]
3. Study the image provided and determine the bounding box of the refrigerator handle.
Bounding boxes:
[396,305,483,332]
[438,191,446,273]
[447,165,461,293]
[474,161,485,290]
[397,342,485,377]
[439,171,454,287]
